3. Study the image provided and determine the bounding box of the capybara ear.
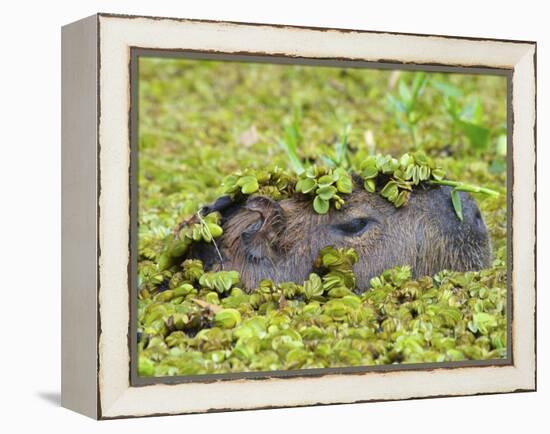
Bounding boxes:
[200,195,240,219]
[239,196,287,262]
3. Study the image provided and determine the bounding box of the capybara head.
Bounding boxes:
[190,178,492,292]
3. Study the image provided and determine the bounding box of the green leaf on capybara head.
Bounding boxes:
[316,185,337,201]
[335,171,352,194]
[313,196,329,214]
[296,177,317,194]
[451,189,464,222]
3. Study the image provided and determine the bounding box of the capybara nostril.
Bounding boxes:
[474,208,485,229]
[474,208,481,221]
[459,191,487,233]
[434,187,486,231]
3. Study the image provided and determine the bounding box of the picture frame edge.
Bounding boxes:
[61,13,537,420]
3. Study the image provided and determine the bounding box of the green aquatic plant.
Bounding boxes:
[359,151,498,220]
[158,212,223,271]
[199,270,240,294]
[137,246,507,376]
[137,59,508,377]
[223,135,501,221]
[222,167,295,201]
[295,166,352,214]
[219,151,497,220]
[315,246,358,296]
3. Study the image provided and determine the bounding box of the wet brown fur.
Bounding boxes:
[190,180,492,292]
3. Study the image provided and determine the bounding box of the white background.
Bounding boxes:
[0,1,546,432]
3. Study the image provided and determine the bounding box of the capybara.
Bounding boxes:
[187,177,491,292]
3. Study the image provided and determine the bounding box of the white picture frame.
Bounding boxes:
[61,13,536,419]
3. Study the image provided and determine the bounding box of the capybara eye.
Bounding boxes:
[334,217,376,235]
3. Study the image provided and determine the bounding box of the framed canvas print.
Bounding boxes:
[61,13,536,419]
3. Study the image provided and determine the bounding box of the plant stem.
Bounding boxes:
[429,179,499,196]
[196,211,225,269]
[407,124,417,149]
